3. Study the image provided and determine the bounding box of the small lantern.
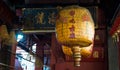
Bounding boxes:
[0,25,9,40]
[4,31,18,46]
[56,5,95,66]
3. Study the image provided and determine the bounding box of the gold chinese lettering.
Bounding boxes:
[35,12,45,24]
[48,12,56,25]
[95,35,100,40]
[93,51,99,58]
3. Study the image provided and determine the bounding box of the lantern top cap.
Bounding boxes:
[59,5,89,11]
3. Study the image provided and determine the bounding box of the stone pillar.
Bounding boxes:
[108,35,119,70]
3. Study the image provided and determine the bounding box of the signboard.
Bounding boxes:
[22,8,58,30]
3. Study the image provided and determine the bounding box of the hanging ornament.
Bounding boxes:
[56,5,95,66]
[56,5,95,47]
[4,30,18,46]
[0,25,9,40]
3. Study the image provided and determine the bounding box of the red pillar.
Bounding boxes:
[10,44,17,70]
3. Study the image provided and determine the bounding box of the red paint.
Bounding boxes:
[109,17,120,35]
[69,10,75,16]
[60,17,67,23]
[69,25,75,38]
[82,14,90,21]
[55,62,105,70]
[69,18,75,23]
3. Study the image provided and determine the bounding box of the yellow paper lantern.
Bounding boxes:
[4,31,18,46]
[0,25,9,40]
[56,6,95,47]
[56,5,95,66]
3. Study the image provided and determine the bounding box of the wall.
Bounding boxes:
[55,62,105,70]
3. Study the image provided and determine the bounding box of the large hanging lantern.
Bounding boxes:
[56,6,95,47]
[55,5,95,66]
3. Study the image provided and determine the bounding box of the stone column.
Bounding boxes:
[108,35,119,70]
